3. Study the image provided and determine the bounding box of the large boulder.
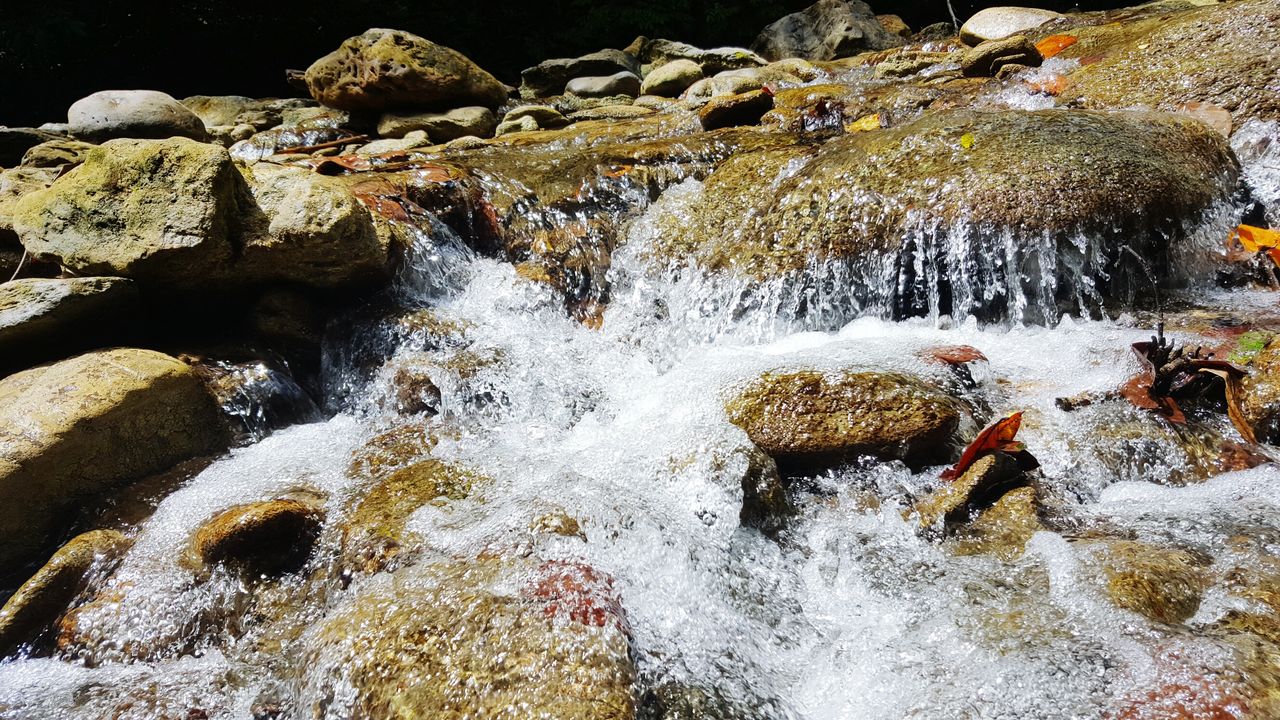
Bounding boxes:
[299,557,636,719]
[304,28,508,112]
[12,138,243,285]
[752,0,905,62]
[725,370,962,472]
[12,138,391,290]
[959,6,1062,45]
[1057,0,1280,124]
[67,90,209,143]
[0,348,225,573]
[648,109,1238,322]
[0,276,138,373]
[519,49,640,99]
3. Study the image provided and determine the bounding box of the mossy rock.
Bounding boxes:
[301,558,635,719]
[909,452,1031,535]
[340,458,484,573]
[1241,337,1280,444]
[305,29,508,112]
[726,369,962,472]
[1057,0,1280,123]
[649,108,1235,321]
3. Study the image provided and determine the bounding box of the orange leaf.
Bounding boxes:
[1233,224,1280,253]
[602,163,634,179]
[940,411,1023,481]
[1035,34,1078,59]
[1025,75,1069,96]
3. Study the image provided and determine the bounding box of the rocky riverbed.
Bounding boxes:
[2,0,1280,718]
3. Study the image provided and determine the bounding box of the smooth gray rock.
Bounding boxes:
[960,6,1062,45]
[640,59,704,97]
[565,71,642,99]
[68,90,209,142]
[634,39,767,74]
[519,49,640,98]
[504,105,569,129]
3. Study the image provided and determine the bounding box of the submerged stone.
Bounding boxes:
[301,557,636,719]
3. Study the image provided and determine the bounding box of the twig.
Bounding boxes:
[947,0,960,29]
[277,135,370,154]
[6,248,27,283]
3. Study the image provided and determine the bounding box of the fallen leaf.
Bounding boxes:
[527,560,627,630]
[1025,75,1069,96]
[960,132,976,149]
[845,113,881,133]
[1035,34,1078,59]
[602,163,634,179]
[941,411,1024,481]
[1198,366,1257,443]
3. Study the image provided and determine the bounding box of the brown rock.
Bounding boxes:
[698,90,775,130]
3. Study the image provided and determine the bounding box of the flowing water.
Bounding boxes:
[1,95,1279,720]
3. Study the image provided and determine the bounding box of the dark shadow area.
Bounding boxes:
[2,0,1122,127]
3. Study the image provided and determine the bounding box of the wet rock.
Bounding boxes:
[0,127,62,168]
[873,51,954,78]
[736,446,793,536]
[530,509,586,540]
[752,0,905,62]
[12,138,243,286]
[0,529,131,656]
[633,38,767,75]
[910,452,1026,531]
[951,485,1043,559]
[184,497,325,577]
[340,458,482,573]
[304,28,508,112]
[726,370,962,472]
[0,276,138,372]
[68,90,209,142]
[566,71,643,99]
[520,49,641,99]
[1240,337,1280,443]
[19,138,95,169]
[960,36,1042,77]
[698,90,775,130]
[188,355,321,442]
[959,6,1062,45]
[0,348,225,573]
[302,557,635,719]
[376,106,496,141]
[641,59,704,97]
[1093,540,1211,624]
[686,65,804,100]
[1058,0,1280,123]
[505,104,570,129]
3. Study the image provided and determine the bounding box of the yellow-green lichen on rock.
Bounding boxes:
[726,369,962,472]
[0,348,225,573]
